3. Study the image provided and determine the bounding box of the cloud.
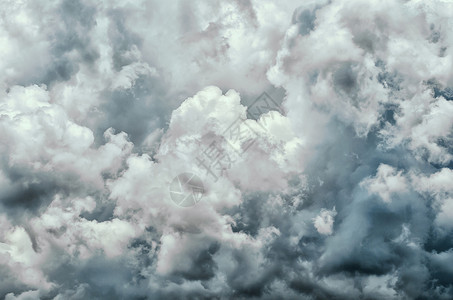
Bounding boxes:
[361,164,409,203]
[313,207,337,235]
[1,0,453,299]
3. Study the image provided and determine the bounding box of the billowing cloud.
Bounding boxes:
[313,208,337,235]
[1,0,453,299]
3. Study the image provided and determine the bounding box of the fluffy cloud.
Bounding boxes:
[313,208,337,235]
[1,0,453,299]
[361,164,409,203]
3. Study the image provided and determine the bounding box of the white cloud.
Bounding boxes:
[382,90,453,165]
[313,208,337,235]
[412,168,453,231]
[361,164,409,203]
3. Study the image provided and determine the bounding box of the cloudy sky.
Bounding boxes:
[1,0,453,299]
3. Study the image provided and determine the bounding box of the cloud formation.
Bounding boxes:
[1,0,452,299]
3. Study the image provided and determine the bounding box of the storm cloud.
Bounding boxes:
[1,0,453,299]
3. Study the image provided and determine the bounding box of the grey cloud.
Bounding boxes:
[1,0,453,299]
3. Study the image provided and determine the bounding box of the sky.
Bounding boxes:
[0,0,453,299]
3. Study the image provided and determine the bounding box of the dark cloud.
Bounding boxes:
[292,8,316,36]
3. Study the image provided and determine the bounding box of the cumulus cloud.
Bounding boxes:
[361,164,409,203]
[1,0,453,299]
[313,208,337,235]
